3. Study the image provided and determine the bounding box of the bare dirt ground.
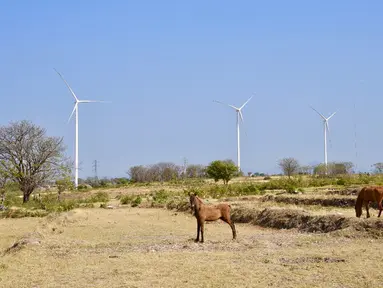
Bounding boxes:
[0,206,382,288]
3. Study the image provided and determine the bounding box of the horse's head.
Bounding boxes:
[355,195,363,218]
[189,193,198,215]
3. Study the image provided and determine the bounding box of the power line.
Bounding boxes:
[93,160,99,179]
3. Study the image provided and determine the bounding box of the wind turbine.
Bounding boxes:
[214,96,253,171]
[310,106,336,174]
[54,69,108,188]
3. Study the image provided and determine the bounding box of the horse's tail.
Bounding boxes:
[355,188,364,217]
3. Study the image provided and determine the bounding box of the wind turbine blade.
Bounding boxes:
[238,110,248,137]
[325,121,333,149]
[239,95,253,110]
[327,112,336,120]
[67,103,77,124]
[213,100,227,106]
[79,100,111,103]
[310,105,326,120]
[239,110,244,123]
[54,68,79,102]
[213,100,238,110]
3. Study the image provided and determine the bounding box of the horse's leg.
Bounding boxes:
[221,217,237,240]
[364,200,370,218]
[195,221,200,242]
[231,220,237,239]
[200,221,205,243]
[378,200,383,217]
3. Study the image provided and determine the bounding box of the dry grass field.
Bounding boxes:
[1,189,383,288]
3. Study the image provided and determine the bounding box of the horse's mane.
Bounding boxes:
[195,195,204,204]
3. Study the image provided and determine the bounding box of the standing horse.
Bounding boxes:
[355,186,383,218]
[189,193,236,243]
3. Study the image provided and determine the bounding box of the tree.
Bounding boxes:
[278,158,300,178]
[0,168,8,205]
[313,163,327,176]
[55,176,74,201]
[313,162,354,176]
[128,165,148,182]
[186,164,206,178]
[372,163,383,174]
[206,159,238,184]
[0,120,69,203]
[128,162,182,183]
[332,162,354,175]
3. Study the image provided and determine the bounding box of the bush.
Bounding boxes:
[120,195,142,206]
[77,184,91,191]
[120,195,134,205]
[336,178,346,186]
[152,189,170,204]
[89,192,109,203]
[131,196,142,207]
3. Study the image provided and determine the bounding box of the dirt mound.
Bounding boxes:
[260,194,356,208]
[299,214,350,233]
[325,188,361,196]
[255,208,312,230]
[231,207,350,233]
[3,232,42,255]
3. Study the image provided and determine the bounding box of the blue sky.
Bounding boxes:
[1,0,382,178]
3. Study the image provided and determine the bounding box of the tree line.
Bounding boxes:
[2,120,383,203]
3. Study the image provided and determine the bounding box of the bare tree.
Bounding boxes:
[128,162,182,183]
[0,120,70,202]
[278,158,300,179]
[185,164,206,178]
[0,168,8,206]
[128,165,148,182]
[299,165,313,175]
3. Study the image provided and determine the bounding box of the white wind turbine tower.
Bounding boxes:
[54,69,108,188]
[214,96,253,171]
[310,106,336,174]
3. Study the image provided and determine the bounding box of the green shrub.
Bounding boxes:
[152,189,170,204]
[120,195,134,205]
[336,178,346,186]
[77,184,90,191]
[89,192,109,203]
[131,196,142,207]
[358,174,371,184]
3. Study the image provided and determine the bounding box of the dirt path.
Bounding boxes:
[0,207,382,288]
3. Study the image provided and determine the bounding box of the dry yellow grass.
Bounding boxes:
[0,206,382,288]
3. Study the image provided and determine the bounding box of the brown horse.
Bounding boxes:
[355,186,383,218]
[189,193,236,243]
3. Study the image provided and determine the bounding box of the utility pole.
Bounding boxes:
[93,160,99,180]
